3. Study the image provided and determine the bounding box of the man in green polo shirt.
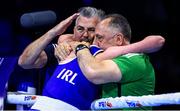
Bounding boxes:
[75,13,155,110]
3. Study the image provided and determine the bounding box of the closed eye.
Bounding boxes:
[87,28,95,32]
[96,34,103,40]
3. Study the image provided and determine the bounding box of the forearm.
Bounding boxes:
[77,48,121,84]
[96,35,165,60]
[139,35,165,53]
[18,31,56,68]
[18,13,79,69]
[125,35,165,53]
[77,49,102,81]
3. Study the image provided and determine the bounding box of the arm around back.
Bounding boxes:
[95,35,165,60]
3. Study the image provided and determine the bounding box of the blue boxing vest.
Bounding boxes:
[43,45,103,110]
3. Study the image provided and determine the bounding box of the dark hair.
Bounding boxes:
[105,14,131,41]
[75,7,105,24]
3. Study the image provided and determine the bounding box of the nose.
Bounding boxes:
[82,31,89,37]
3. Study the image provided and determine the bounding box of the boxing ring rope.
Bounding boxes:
[91,92,180,110]
[6,92,38,105]
[6,92,180,110]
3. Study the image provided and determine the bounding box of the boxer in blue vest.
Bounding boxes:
[19,7,105,110]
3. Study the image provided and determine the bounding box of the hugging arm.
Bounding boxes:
[76,47,122,84]
[95,35,165,60]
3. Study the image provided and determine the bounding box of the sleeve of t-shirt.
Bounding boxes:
[44,44,58,66]
[112,54,146,83]
[89,45,104,56]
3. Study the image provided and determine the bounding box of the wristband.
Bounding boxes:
[75,44,89,55]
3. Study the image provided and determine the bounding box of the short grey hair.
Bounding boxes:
[75,7,105,25]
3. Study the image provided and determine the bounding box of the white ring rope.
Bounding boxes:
[6,92,180,110]
[6,92,39,105]
[0,97,4,111]
[91,92,180,110]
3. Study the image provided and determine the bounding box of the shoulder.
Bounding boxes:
[113,53,152,71]
[89,45,103,56]
[113,53,147,68]
[59,34,73,37]
[121,53,144,58]
[114,53,145,60]
[58,34,74,43]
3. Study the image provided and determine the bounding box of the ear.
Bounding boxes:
[115,33,124,46]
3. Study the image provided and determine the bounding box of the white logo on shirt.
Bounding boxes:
[56,68,77,85]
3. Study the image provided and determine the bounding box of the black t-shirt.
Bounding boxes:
[44,44,58,66]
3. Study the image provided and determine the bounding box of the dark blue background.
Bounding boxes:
[1,0,180,110]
